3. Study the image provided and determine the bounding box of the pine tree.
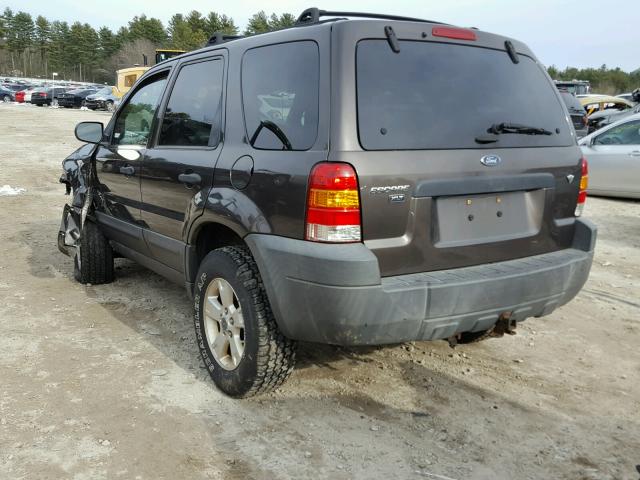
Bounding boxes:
[167,14,206,51]
[35,15,51,75]
[7,11,35,76]
[98,27,120,59]
[0,8,12,43]
[205,12,238,36]
[244,11,270,35]
[128,15,166,45]
[185,10,207,34]
[269,13,296,30]
[49,20,70,78]
[244,11,295,35]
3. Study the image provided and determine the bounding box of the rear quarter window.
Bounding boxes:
[356,40,574,150]
[241,41,319,151]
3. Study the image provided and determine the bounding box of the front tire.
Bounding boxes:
[73,221,114,284]
[194,246,296,398]
[106,100,115,112]
[2,95,10,103]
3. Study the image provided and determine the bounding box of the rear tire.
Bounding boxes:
[194,246,296,398]
[73,221,114,284]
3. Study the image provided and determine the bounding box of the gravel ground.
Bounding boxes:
[0,103,638,480]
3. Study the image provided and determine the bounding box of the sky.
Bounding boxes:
[4,0,638,72]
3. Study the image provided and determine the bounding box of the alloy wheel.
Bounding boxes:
[203,278,245,370]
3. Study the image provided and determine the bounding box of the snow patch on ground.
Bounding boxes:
[0,185,26,196]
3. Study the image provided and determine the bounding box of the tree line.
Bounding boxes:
[548,65,639,96]
[1,7,637,93]
[0,8,295,83]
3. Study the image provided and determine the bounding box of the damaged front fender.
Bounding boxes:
[57,143,98,257]
[59,143,96,207]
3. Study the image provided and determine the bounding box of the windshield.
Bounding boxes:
[95,87,112,96]
[356,40,573,150]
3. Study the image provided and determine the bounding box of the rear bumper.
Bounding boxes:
[246,219,596,346]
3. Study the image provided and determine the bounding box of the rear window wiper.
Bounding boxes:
[488,122,553,136]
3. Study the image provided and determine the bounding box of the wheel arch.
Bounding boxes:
[185,220,247,287]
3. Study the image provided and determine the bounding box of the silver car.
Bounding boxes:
[579,112,640,199]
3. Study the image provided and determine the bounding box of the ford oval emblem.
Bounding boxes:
[480,155,502,167]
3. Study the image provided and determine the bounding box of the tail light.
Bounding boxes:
[575,157,588,217]
[305,162,361,243]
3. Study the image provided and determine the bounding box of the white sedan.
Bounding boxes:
[579,112,640,199]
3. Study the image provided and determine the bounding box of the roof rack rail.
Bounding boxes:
[207,32,245,46]
[296,7,446,26]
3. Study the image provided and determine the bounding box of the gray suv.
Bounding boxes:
[58,8,596,397]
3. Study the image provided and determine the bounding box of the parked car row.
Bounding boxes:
[556,87,639,139]
[1,77,119,111]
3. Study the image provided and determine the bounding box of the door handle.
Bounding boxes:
[178,172,202,186]
[119,165,135,175]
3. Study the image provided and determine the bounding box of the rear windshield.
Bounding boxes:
[559,91,584,114]
[356,40,573,150]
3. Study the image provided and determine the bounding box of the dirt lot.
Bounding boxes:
[0,103,638,480]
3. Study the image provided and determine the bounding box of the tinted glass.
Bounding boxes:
[559,92,584,114]
[159,59,224,147]
[594,120,640,145]
[242,41,319,150]
[113,75,167,146]
[357,41,573,150]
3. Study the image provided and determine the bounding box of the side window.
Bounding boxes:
[113,74,167,146]
[241,41,319,151]
[594,120,640,146]
[158,59,224,147]
[124,75,138,88]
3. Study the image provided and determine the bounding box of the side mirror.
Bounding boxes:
[75,121,103,144]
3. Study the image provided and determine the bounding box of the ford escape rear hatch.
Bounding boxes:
[333,26,583,276]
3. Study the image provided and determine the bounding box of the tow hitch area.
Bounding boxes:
[492,312,517,337]
[448,312,517,347]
